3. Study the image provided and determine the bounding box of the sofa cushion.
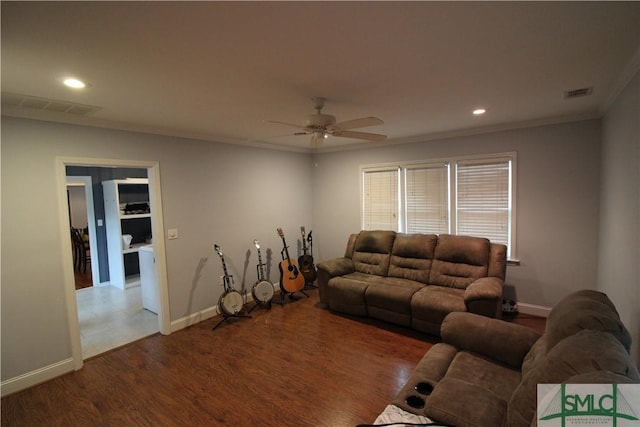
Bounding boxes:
[427,378,508,427]
[544,289,632,353]
[447,351,521,402]
[365,278,424,326]
[488,243,508,280]
[440,312,541,370]
[326,273,374,316]
[352,230,396,276]
[411,286,466,334]
[344,233,359,258]
[388,233,438,284]
[564,370,640,384]
[506,329,640,427]
[429,234,490,289]
[520,335,547,378]
[521,290,632,378]
[425,352,521,427]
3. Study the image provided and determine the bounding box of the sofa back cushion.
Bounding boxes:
[522,290,632,378]
[487,243,507,280]
[506,329,640,427]
[344,233,359,259]
[545,289,632,353]
[388,233,438,284]
[429,234,490,289]
[351,230,396,276]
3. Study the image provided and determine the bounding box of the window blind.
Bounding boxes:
[363,168,399,231]
[405,164,449,234]
[455,159,510,246]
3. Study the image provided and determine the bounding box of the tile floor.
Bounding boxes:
[76,285,159,359]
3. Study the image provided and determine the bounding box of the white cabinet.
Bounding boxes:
[139,245,160,313]
[103,178,152,289]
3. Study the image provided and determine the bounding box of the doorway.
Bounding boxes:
[66,176,100,290]
[58,157,170,369]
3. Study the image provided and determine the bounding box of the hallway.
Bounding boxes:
[76,285,159,359]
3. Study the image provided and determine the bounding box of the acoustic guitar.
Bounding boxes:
[277,227,305,293]
[298,227,317,284]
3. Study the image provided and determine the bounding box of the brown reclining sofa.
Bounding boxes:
[317,230,507,335]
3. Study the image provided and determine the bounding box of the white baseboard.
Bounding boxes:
[169,284,278,333]
[1,358,75,397]
[4,283,281,395]
[170,306,219,333]
[517,302,552,318]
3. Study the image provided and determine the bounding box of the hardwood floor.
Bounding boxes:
[74,268,92,290]
[1,288,544,426]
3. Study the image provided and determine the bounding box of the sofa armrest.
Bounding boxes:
[464,276,504,318]
[441,312,542,369]
[316,258,355,305]
[316,257,355,278]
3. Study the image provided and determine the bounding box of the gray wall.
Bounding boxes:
[2,85,637,384]
[312,120,602,308]
[1,117,313,381]
[599,70,640,364]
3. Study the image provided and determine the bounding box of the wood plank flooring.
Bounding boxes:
[74,268,92,290]
[1,288,544,426]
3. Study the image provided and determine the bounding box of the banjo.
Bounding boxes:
[214,244,244,317]
[252,240,274,306]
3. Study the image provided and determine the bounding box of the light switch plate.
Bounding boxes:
[167,228,179,240]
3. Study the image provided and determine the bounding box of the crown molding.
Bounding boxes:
[600,46,640,115]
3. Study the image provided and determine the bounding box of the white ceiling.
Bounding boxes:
[2,1,639,152]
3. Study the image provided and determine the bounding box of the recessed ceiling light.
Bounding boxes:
[473,108,486,115]
[63,78,86,89]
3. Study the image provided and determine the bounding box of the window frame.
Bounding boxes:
[360,152,517,260]
[360,165,401,232]
[403,161,451,235]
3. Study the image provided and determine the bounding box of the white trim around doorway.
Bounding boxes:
[55,157,171,371]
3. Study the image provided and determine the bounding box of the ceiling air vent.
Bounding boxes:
[564,87,593,99]
[1,91,102,116]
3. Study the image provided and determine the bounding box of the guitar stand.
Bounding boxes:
[272,289,309,306]
[248,300,272,313]
[212,311,252,331]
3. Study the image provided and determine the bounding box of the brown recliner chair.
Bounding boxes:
[392,290,639,427]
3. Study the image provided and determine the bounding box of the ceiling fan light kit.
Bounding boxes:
[267,97,386,146]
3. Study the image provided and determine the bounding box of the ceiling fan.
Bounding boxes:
[267,97,386,146]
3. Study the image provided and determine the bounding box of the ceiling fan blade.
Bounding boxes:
[330,116,383,131]
[332,130,387,141]
[253,131,310,142]
[265,120,308,131]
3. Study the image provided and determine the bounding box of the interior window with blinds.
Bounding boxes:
[405,164,449,234]
[362,168,400,231]
[455,158,511,247]
[361,154,516,258]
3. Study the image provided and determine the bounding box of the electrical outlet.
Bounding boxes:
[167,228,179,240]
